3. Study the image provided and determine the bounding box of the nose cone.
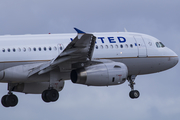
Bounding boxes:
[171,56,179,67]
[168,48,179,68]
[162,47,179,69]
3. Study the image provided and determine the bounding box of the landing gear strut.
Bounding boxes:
[42,88,59,103]
[128,75,140,99]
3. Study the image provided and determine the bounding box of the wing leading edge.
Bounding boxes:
[28,28,96,77]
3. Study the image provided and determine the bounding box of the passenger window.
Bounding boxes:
[130,44,133,48]
[148,42,152,46]
[120,44,123,48]
[2,48,5,52]
[44,47,46,51]
[60,46,63,50]
[95,45,98,49]
[110,45,113,49]
[28,47,31,51]
[33,48,36,51]
[39,47,41,51]
[125,44,128,48]
[18,48,21,52]
[13,48,16,52]
[23,48,26,52]
[115,44,118,48]
[7,48,10,52]
[54,47,57,51]
[105,45,108,49]
[100,45,103,49]
[49,47,52,51]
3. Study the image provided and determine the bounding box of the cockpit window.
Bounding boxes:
[156,42,165,48]
[156,42,160,48]
[159,42,165,47]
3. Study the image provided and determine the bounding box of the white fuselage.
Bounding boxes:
[0,32,178,80]
[0,29,178,107]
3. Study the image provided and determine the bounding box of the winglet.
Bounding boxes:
[74,28,85,34]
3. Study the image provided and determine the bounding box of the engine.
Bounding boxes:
[10,81,65,94]
[71,62,128,86]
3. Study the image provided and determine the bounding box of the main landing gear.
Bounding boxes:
[42,70,60,103]
[1,93,18,107]
[1,83,18,107]
[42,88,59,103]
[128,75,140,99]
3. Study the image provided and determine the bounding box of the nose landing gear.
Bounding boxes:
[128,75,140,99]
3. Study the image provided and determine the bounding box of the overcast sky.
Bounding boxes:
[0,0,180,120]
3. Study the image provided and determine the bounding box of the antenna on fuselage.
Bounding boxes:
[124,28,128,32]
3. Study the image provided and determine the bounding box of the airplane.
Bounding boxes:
[0,28,178,107]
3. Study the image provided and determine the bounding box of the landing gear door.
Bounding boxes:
[57,44,64,54]
[133,36,147,57]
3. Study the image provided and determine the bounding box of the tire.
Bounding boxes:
[42,90,51,103]
[129,90,140,99]
[129,91,135,99]
[46,89,59,102]
[6,94,18,107]
[133,90,140,98]
[1,95,9,107]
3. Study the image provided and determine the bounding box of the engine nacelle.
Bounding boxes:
[71,62,128,86]
[10,81,65,94]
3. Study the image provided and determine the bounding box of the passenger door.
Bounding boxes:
[133,36,147,57]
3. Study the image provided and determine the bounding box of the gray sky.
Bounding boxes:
[0,0,180,120]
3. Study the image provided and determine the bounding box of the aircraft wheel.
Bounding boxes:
[42,90,51,103]
[46,89,59,102]
[7,94,18,107]
[1,95,9,107]
[42,89,59,102]
[1,94,18,107]
[129,90,140,99]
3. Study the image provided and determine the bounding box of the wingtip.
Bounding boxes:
[74,28,85,34]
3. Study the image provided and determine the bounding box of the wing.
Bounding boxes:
[28,28,96,77]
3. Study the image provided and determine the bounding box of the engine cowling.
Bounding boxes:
[71,62,128,86]
[11,81,65,94]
